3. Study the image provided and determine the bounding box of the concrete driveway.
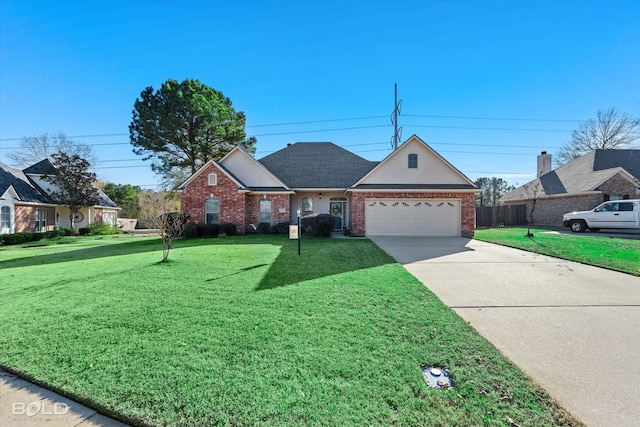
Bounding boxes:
[370,236,640,427]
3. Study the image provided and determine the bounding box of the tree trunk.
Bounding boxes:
[70,209,76,231]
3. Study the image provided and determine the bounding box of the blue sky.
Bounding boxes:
[1,0,639,189]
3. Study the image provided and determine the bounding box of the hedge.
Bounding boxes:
[301,214,335,237]
[272,221,291,234]
[2,233,26,245]
[219,223,237,236]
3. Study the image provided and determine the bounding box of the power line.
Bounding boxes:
[0,111,587,142]
[252,124,390,137]
[0,142,131,150]
[466,170,534,175]
[94,165,150,169]
[0,133,129,142]
[246,115,388,128]
[403,114,585,123]
[404,124,572,132]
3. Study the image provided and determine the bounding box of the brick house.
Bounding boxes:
[1,159,119,234]
[179,135,480,236]
[501,150,640,226]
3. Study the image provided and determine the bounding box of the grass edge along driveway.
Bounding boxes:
[474,228,640,277]
[0,235,581,426]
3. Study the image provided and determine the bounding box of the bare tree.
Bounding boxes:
[138,191,188,263]
[523,181,544,237]
[556,108,640,166]
[7,133,97,168]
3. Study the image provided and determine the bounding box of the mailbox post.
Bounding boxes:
[296,208,301,256]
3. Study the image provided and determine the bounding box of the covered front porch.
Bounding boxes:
[290,191,349,231]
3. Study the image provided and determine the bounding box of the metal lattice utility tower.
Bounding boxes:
[391,83,403,150]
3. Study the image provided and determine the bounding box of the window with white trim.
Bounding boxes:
[35,208,47,232]
[208,173,218,186]
[408,153,418,169]
[103,211,115,226]
[259,199,272,224]
[0,206,10,230]
[205,198,219,224]
[302,197,313,216]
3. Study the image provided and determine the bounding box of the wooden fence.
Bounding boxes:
[476,204,527,228]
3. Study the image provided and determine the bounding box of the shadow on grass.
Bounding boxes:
[255,237,394,291]
[0,238,163,269]
[207,264,269,281]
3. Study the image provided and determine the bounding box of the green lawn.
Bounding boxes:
[0,235,579,426]
[474,228,640,276]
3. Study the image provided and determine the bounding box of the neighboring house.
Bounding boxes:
[501,150,640,226]
[179,135,479,236]
[0,159,119,234]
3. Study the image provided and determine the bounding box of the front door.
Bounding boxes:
[330,201,346,231]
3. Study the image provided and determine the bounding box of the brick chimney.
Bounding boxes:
[537,151,552,177]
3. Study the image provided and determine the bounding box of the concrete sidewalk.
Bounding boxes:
[370,236,640,427]
[0,370,129,427]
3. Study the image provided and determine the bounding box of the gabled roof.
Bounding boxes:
[593,149,640,179]
[258,142,378,188]
[23,158,55,175]
[501,149,640,201]
[351,134,478,190]
[0,161,53,203]
[178,158,249,191]
[219,147,290,190]
[1,160,117,208]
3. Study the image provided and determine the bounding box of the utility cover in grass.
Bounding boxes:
[421,364,453,389]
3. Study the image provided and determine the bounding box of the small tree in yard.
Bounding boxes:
[41,152,100,231]
[139,191,188,263]
[523,181,544,238]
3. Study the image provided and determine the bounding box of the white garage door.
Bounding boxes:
[365,199,460,236]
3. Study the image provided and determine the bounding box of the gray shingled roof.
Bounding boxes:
[501,149,640,201]
[24,159,118,208]
[1,160,118,208]
[258,142,378,188]
[23,159,55,175]
[0,161,53,203]
[593,149,639,179]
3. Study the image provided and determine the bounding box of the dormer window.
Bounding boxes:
[408,153,418,169]
[208,173,217,186]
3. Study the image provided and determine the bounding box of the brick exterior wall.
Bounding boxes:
[245,194,291,230]
[509,195,603,227]
[599,174,639,200]
[180,162,247,233]
[14,205,55,232]
[349,192,476,236]
[504,173,640,227]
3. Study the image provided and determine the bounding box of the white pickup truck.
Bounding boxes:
[563,199,640,232]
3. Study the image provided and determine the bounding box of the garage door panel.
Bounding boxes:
[365,199,460,236]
